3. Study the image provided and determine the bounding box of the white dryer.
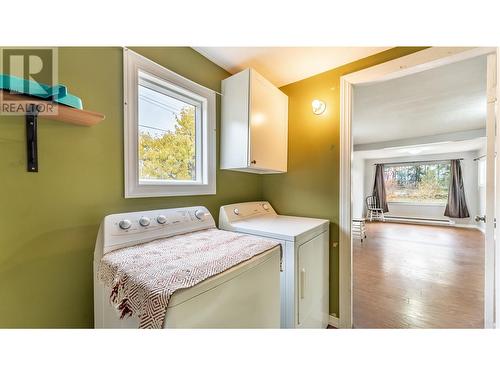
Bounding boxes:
[219,201,329,328]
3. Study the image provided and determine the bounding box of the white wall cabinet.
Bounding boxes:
[221,69,288,174]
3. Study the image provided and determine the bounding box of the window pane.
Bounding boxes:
[138,84,197,182]
[383,162,450,204]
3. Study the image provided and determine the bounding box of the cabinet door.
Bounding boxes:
[221,69,250,170]
[249,70,288,172]
[297,232,329,328]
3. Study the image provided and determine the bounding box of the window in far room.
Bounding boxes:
[383,161,451,204]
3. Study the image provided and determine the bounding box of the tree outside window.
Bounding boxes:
[139,106,196,181]
[383,162,450,204]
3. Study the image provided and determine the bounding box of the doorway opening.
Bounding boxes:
[339,47,497,328]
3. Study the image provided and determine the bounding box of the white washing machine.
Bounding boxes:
[219,201,329,328]
[94,206,281,328]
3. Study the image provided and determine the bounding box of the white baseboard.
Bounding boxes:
[383,216,451,226]
[328,314,339,328]
[375,216,484,231]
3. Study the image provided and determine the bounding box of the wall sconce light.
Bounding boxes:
[312,99,326,115]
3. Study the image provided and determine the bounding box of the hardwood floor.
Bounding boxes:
[353,222,484,328]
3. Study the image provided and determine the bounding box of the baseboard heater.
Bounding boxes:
[383,215,452,226]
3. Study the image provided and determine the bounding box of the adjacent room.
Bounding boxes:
[351,55,488,328]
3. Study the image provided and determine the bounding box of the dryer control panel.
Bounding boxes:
[219,201,277,224]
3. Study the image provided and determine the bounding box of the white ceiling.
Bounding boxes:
[354,137,486,160]
[353,55,487,145]
[193,47,391,87]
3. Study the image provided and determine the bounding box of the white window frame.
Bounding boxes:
[123,48,216,198]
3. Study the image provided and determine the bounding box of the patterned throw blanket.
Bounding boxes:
[98,228,280,329]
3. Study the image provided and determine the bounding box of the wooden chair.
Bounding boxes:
[366,195,385,222]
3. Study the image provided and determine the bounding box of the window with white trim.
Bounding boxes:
[124,49,216,197]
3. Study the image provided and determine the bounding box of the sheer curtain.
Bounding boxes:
[444,159,470,218]
[373,164,389,212]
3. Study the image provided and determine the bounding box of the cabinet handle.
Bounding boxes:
[300,268,306,299]
[250,160,257,164]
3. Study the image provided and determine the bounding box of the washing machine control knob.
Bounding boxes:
[156,215,167,224]
[119,219,132,230]
[139,216,151,227]
[233,208,240,215]
[194,210,205,220]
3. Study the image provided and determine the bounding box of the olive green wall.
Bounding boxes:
[262,47,427,316]
[0,46,427,327]
[0,47,262,328]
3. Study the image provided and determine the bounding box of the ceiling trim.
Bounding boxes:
[344,46,495,85]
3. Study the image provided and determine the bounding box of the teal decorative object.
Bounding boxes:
[0,74,83,110]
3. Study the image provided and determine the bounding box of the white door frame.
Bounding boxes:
[494,48,500,328]
[485,53,497,328]
[339,46,497,329]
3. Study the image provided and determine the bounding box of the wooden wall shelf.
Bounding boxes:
[0,90,105,172]
[0,90,105,126]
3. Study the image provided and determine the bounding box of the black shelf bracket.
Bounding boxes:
[26,104,39,172]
